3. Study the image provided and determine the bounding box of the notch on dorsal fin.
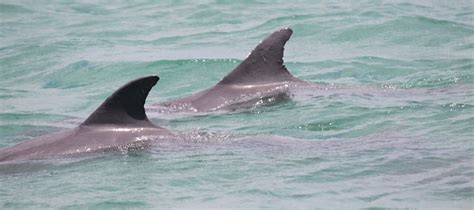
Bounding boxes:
[82,76,159,125]
[218,27,297,85]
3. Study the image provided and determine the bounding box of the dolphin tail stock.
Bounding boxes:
[218,27,299,85]
[82,76,159,126]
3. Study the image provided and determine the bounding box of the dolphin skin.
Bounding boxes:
[0,76,174,162]
[153,28,312,112]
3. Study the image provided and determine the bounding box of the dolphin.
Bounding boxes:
[0,76,174,162]
[152,28,312,113]
[151,27,438,113]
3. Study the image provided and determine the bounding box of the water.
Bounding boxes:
[1,0,473,209]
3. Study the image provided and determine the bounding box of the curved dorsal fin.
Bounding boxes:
[82,76,159,125]
[218,28,296,85]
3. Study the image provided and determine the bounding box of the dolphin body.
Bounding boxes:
[152,27,439,113]
[0,76,174,162]
[154,28,312,113]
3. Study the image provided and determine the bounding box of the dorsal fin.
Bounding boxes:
[82,76,159,125]
[218,28,296,85]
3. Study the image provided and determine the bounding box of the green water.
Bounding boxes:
[1,0,473,209]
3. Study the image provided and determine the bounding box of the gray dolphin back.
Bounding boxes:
[218,28,297,85]
[0,75,165,162]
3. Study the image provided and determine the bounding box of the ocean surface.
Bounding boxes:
[1,0,473,209]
